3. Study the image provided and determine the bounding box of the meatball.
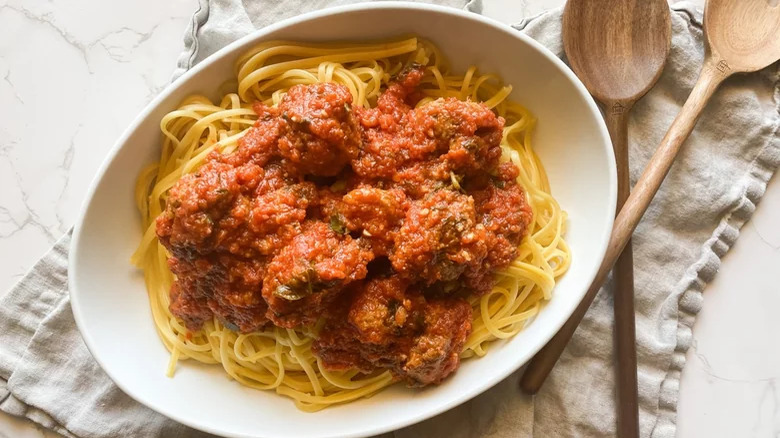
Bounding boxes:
[229,103,283,168]
[196,179,317,259]
[359,65,425,129]
[156,105,293,255]
[412,97,505,175]
[248,182,315,235]
[391,189,489,284]
[390,160,450,200]
[464,163,533,293]
[402,298,472,386]
[352,67,504,182]
[277,83,361,176]
[168,275,212,330]
[166,252,270,333]
[313,277,472,386]
[348,277,425,345]
[324,186,410,256]
[352,67,431,179]
[206,254,270,332]
[339,187,408,236]
[262,221,374,328]
[313,277,423,373]
[157,159,262,254]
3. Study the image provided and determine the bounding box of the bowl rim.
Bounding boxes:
[69,2,616,437]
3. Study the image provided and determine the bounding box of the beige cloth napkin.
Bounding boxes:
[1,1,778,437]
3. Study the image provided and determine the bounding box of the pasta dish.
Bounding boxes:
[131,37,570,411]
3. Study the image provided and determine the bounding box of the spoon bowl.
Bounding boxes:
[562,0,671,105]
[705,0,780,73]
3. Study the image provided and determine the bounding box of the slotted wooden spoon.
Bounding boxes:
[521,0,780,422]
[550,1,671,436]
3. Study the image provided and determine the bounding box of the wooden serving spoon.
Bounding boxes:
[545,1,671,436]
[521,0,780,422]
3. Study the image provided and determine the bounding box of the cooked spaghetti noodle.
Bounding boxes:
[131,37,570,411]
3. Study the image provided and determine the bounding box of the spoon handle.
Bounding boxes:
[614,240,637,437]
[604,108,639,438]
[520,57,727,395]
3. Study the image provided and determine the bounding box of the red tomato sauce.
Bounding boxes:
[156,68,532,386]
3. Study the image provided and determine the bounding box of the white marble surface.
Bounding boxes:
[2,0,778,437]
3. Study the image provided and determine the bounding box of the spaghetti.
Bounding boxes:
[131,37,570,411]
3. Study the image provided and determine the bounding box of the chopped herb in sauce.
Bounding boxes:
[329,215,348,234]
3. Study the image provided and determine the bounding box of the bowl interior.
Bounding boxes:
[70,4,615,438]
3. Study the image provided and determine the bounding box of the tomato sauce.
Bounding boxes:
[156,68,532,385]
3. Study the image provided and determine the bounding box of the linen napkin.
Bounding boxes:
[1,1,778,437]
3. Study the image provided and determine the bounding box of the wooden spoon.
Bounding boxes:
[538,1,671,436]
[521,0,780,420]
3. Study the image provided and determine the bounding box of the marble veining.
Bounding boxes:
[0,0,194,294]
[4,1,779,438]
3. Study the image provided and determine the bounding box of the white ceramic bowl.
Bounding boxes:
[70,3,616,437]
